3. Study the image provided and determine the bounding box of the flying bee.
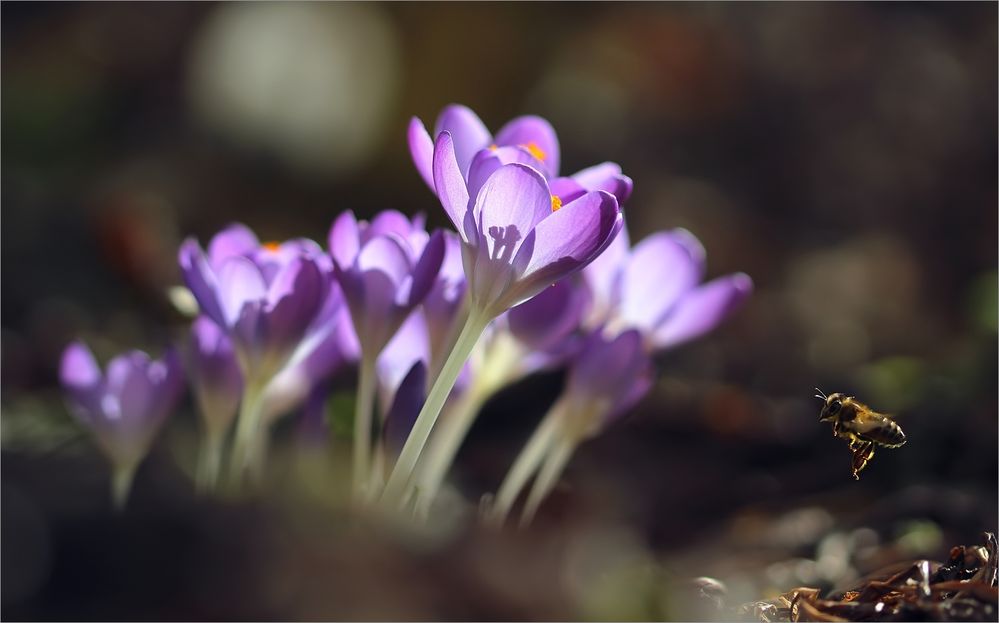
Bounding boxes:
[815,389,906,479]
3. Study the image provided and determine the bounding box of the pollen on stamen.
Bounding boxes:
[263,241,281,252]
[488,144,498,151]
[522,141,547,161]
[551,195,562,212]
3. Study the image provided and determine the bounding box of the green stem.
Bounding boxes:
[111,462,138,511]
[488,402,563,527]
[229,381,264,489]
[519,434,576,528]
[352,356,378,500]
[195,430,226,494]
[380,307,492,507]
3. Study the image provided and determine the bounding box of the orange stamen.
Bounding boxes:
[551,195,562,212]
[263,241,281,252]
[522,141,547,162]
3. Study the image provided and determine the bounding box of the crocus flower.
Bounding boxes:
[188,317,243,491]
[328,210,445,357]
[178,224,338,482]
[178,225,330,384]
[328,209,444,496]
[380,124,623,505]
[409,103,561,187]
[433,132,622,315]
[421,230,467,374]
[583,224,753,351]
[60,341,184,508]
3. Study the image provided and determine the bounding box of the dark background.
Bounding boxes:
[2,2,996,620]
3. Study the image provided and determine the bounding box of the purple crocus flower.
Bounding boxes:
[409,103,561,187]
[328,209,444,497]
[178,225,331,384]
[60,341,184,508]
[433,132,622,315]
[328,210,445,357]
[583,224,753,351]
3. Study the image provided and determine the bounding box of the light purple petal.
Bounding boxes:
[189,316,243,434]
[508,190,621,306]
[328,210,361,269]
[549,177,588,205]
[368,210,417,244]
[207,223,260,272]
[651,273,753,350]
[383,361,427,459]
[466,146,544,201]
[60,341,102,392]
[377,309,430,399]
[474,163,552,264]
[357,235,412,288]
[179,239,226,328]
[507,278,585,352]
[432,132,471,239]
[407,230,445,307]
[570,162,633,205]
[217,257,268,326]
[582,220,631,317]
[408,117,435,190]
[494,115,560,177]
[106,352,155,426]
[619,230,705,332]
[434,104,492,175]
[263,258,325,362]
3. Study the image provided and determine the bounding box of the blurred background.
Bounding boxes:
[2,2,996,620]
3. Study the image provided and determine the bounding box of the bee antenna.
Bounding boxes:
[814,387,827,400]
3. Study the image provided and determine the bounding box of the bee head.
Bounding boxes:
[818,392,846,421]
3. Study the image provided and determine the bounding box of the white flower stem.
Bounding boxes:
[195,430,226,494]
[380,307,492,507]
[412,384,489,516]
[488,401,564,527]
[111,462,138,511]
[352,356,378,500]
[229,381,264,488]
[519,434,576,528]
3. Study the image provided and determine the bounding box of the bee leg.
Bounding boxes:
[850,442,876,480]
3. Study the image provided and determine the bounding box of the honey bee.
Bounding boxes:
[815,389,906,479]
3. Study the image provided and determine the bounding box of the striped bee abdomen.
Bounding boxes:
[861,416,906,448]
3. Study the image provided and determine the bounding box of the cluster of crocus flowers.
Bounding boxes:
[58,103,751,522]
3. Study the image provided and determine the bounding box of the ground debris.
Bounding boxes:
[735,532,998,622]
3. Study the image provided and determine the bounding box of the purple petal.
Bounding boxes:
[377,309,430,398]
[474,163,552,264]
[406,230,445,307]
[466,146,544,201]
[179,239,226,328]
[263,258,325,362]
[507,278,585,352]
[582,220,631,317]
[60,341,102,392]
[60,341,104,421]
[568,329,652,427]
[368,210,418,243]
[217,257,268,326]
[383,361,427,459]
[432,132,472,239]
[619,230,705,332]
[328,210,361,269]
[189,317,243,434]
[571,162,633,205]
[549,177,588,205]
[494,115,560,177]
[408,117,435,191]
[357,235,412,288]
[434,104,492,175]
[508,190,621,306]
[207,223,259,271]
[651,273,753,350]
[105,352,155,426]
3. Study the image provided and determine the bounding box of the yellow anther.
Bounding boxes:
[522,141,547,161]
[488,144,499,151]
[263,241,281,252]
[551,195,562,212]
